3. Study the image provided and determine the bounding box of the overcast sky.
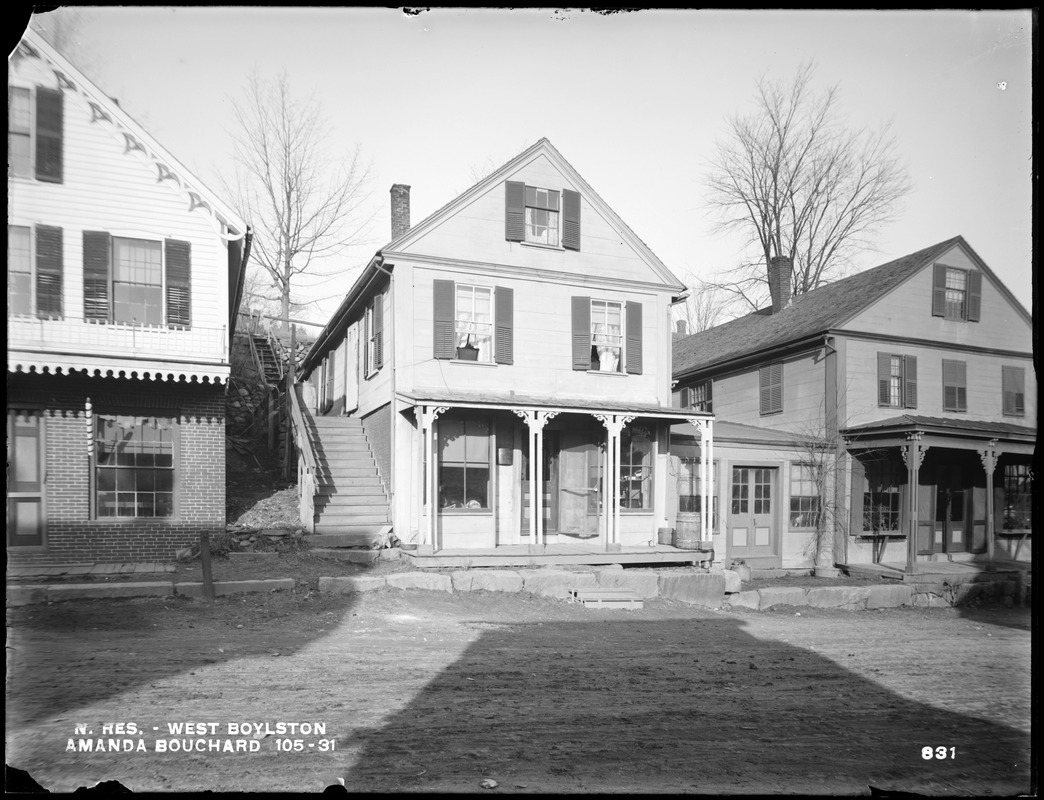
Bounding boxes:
[21,7,1034,325]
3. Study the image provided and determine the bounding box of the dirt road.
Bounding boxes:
[5,590,1032,795]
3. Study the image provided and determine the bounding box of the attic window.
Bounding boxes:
[506,181,581,250]
[931,263,981,322]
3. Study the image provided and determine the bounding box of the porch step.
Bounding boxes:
[315,482,385,496]
[569,588,643,610]
[314,501,389,515]
[314,511,391,526]
[308,527,390,547]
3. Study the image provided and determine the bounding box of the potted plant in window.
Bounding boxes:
[457,334,480,360]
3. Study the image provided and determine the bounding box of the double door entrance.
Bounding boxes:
[925,460,986,555]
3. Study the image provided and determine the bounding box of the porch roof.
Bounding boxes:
[843,414,1036,452]
[397,388,711,421]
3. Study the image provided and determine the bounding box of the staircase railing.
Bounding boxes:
[288,382,318,532]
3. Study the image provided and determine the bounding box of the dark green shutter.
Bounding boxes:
[625,300,642,374]
[903,356,917,409]
[35,225,63,318]
[373,294,384,368]
[83,231,111,321]
[562,189,581,251]
[966,270,982,321]
[505,181,525,242]
[931,263,947,317]
[165,239,192,328]
[35,87,63,183]
[571,296,591,370]
[433,280,456,359]
[877,352,891,406]
[494,286,513,365]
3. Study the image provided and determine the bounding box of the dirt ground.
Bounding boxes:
[5,586,1032,795]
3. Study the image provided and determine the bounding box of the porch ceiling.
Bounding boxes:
[397,388,710,421]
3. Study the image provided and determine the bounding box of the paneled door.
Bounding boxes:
[556,429,602,540]
[7,409,45,548]
[934,464,968,554]
[729,466,777,563]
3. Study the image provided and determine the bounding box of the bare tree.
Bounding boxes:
[673,278,737,334]
[704,62,912,308]
[224,71,374,327]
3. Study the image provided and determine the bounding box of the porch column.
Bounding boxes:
[595,414,633,550]
[902,433,928,575]
[687,417,714,544]
[977,440,999,573]
[417,405,448,551]
[513,410,557,550]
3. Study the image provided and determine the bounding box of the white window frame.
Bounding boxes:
[591,299,624,373]
[524,186,560,247]
[8,224,34,317]
[454,284,495,363]
[8,84,33,179]
[111,236,165,327]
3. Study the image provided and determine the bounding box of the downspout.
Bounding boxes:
[373,254,396,528]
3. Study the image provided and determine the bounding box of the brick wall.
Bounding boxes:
[361,402,392,494]
[7,373,226,564]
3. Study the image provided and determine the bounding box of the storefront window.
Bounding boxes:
[620,425,652,509]
[1002,463,1032,532]
[438,416,490,510]
[863,459,901,532]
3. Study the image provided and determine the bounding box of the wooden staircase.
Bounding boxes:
[251,335,283,384]
[305,412,391,547]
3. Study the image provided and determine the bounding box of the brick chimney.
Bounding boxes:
[676,319,688,335]
[390,183,411,241]
[768,255,793,313]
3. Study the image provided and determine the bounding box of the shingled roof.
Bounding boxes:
[673,236,967,378]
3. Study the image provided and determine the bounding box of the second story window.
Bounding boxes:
[365,293,384,375]
[571,296,642,375]
[877,353,917,408]
[8,86,31,178]
[8,224,63,319]
[455,285,493,361]
[1002,366,1025,417]
[682,380,713,412]
[591,300,623,372]
[942,359,968,413]
[83,232,191,328]
[759,362,783,415]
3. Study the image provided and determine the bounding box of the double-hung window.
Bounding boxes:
[7,83,62,182]
[942,359,968,412]
[571,296,642,374]
[454,284,494,362]
[877,353,917,408]
[591,300,623,372]
[505,181,581,250]
[83,232,191,328]
[8,224,63,319]
[1001,462,1032,532]
[789,463,821,529]
[682,381,713,412]
[1002,366,1025,417]
[94,414,176,518]
[931,263,981,322]
[438,415,491,510]
[524,186,559,246]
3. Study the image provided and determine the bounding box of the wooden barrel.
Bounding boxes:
[657,527,674,546]
[673,513,702,550]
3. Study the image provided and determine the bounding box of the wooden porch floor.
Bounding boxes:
[404,543,713,570]
[842,559,1029,583]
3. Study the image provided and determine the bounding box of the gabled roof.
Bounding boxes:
[673,236,1028,379]
[16,28,252,331]
[384,137,686,292]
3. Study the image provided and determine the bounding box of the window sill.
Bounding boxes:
[450,359,497,367]
[586,369,626,377]
[439,508,493,515]
[519,241,564,252]
[364,368,381,381]
[620,508,654,515]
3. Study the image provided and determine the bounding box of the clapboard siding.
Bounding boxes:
[707,351,825,433]
[844,338,1036,426]
[8,51,229,365]
[402,264,668,406]
[400,154,667,286]
[847,244,1031,352]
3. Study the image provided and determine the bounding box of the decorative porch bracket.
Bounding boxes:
[687,417,714,543]
[417,405,449,549]
[901,432,928,574]
[594,414,633,550]
[977,439,1000,571]
[513,409,558,548]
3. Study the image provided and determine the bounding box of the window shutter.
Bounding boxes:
[625,300,642,374]
[373,294,384,369]
[433,279,456,359]
[903,356,917,409]
[681,387,693,408]
[760,362,783,414]
[966,269,982,322]
[931,263,947,317]
[325,350,336,409]
[35,225,63,319]
[705,380,713,412]
[571,296,591,370]
[83,231,111,321]
[494,286,513,365]
[165,239,192,328]
[562,189,581,251]
[877,352,891,406]
[505,181,525,242]
[35,87,63,183]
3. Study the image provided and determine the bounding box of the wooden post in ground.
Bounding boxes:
[201,532,215,602]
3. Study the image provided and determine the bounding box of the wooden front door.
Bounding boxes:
[934,463,969,554]
[7,409,45,549]
[729,466,777,564]
[556,429,602,540]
